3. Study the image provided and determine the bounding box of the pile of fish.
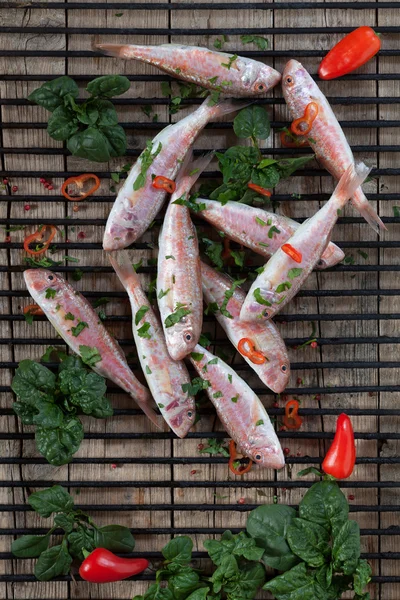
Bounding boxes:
[25,44,382,471]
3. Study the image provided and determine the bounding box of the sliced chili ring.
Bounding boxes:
[61,174,100,202]
[238,338,254,358]
[23,225,57,256]
[291,102,319,136]
[248,183,272,197]
[281,243,302,264]
[283,399,302,430]
[152,176,176,194]
[23,304,44,316]
[248,351,266,365]
[228,440,253,476]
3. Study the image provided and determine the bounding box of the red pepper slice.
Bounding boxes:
[280,130,309,149]
[322,413,356,479]
[61,174,100,202]
[291,102,319,136]
[248,183,272,197]
[283,399,302,430]
[23,225,57,256]
[281,243,302,264]
[237,338,266,365]
[23,304,44,316]
[152,176,176,194]
[319,26,381,81]
[79,548,149,584]
[228,440,253,476]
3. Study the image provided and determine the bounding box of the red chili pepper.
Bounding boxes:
[291,102,319,136]
[79,548,149,584]
[248,183,272,197]
[283,399,302,430]
[228,440,253,476]
[319,26,381,80]
[237,337,266,365]
[322,413,356,479]
[23,225,57,256]
[152,175,176,194]
[281,243,302,263]
[61,173,100,202]
[280,130,309,149]
[23,304,44,316]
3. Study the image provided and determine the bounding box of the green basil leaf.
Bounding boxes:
[299,480,349,533]
[94,524,135,553]
[246,504,300,571]
[233,106,270,140]
[12,360,56,405]
[162,536,193,564]
[86,75,130,98]
[287,517,331,567]
[54,512,75,533]
[47,105,79,141]
[34,540,72,581]
[353,559,372,595]
[332,519,360,575]
[67,127,111,163]
[28,76,79,111]
[68,525,96,560]
[101,125,127,157]
[12,533,51,558]
[35,416,84,466]
[28,485,74,517]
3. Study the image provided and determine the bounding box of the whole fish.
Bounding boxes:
[240,163,370,322]
[109,251,196,438]
[103,97,248,251]
[200,262,290,393]
[194,197,345,269]
[157,153,212,360]
[23,269,158,426]
[190,344,285,469]
[96,43,281,97]
[282,59,385,233]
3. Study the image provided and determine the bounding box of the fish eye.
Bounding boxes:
[263,310,269,317]
[281,364,287,372]
[318,259,325,267]
[183,331,192,342]
[285,75,295,87]
[254,453,263,462]
[255,81,267,92]
[187,410,193,418]
[48,275,54,281]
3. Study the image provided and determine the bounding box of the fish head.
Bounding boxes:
[282,59,314,110]
[243,436,285,470]
[24,268,64,300]
[315,244,345,269]
[165,314,198,361]
[238,59,281,95]
[265,350,291,394]
[241,284,278,321]
[167,401,196,438]
[103,224,135,252]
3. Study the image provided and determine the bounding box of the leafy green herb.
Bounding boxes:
[255,419,264,426]
[133,140,162,190]
[133,258,143,272]
[145,365,152,375]
[357,249,368,260]
[158,288,170,299]
[213,391,223,399]
[240,34,269,50]
[70,321,88,337]
[288,268,303,279]
[234,106,270,142]
[199,333,211,347]
[137,322,151,339]
[135,305,149,326]
[45,288,57,299]
[268,225,281,238]
[344,254,355,265]
[12,485,134,580]
[255,216,267,226]
[92,297,111,308]
[198,438,229,457]
[173,194,206,213]
[393,206,400,217]
[253,288,272,307]
[166,254,175,260]
[11,357,113,465]
[214,35,228,49]
[72,268,83,282]
[276,282,292,293]
[219,278,246,318]
[230,249,246,268]
[231,394,239,403]
[165,305,191,328]
[228,374,232,384]
[79,345,101,367]
[182,377,210,396]
[200,236,224,269]
[64,312,75,321]
[221,54,238,70]
[190,352,204,361]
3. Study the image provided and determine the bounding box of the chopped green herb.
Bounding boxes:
[173,195,206,213]
[182,377,211,396]
[255,419,264,426]
[133,258,143,272]
[228,374,232,384]
[175,68,181,74]
[230,249,246,268]
[208,358,218,365]
[393,206,400,217]
[158,403,164,409]
[276,281,292,293]
[145,365,152,375]
[135,305,149,326]
[205,302,219,316]
[64,312,75,321]
[164,305,191,328]
[72,268,83,282]
[115,12,123,16]
[133,141,162,191]
[199,333,211,347]
[288,268,303,280]
[221,54,238,70]
[358,250,368,260]
[79,345,101,367]
[255,265,265,275]
[255,216,267,226]
[258,242,269,248]
[137,322,151,339]
[165,255,175,260]
[231,394,239,403]
[141,105,153,118]
[190,352,204,361]
[219,278,246,318]
[55,304,61,311]
[158,288,170,299]
[208,76,219,85]
[337,209,342,216]
[254,288,272,307]
[268,225,281,239]
[45,288,57,299]
[214,35,228,50]
[240,34,269,50]
[200,237,224,269]
[70,321,88,337]
[198,438,229,457]
[92,297,111,308]
[344,255,355,265]
[213,391,223,399]
[111,172,120,184]
[24,311,34,325]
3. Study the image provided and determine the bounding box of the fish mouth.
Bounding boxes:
[259,447,286,470]
[168,407,196,438]
[23,268,56,294]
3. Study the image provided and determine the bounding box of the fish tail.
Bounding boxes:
[175,150,214,190]
[108,250,141,290]
[332,162,371,209]
[352,187,387,234]
[202,97,253,120]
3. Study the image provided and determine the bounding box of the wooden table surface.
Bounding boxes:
[0,1,399,598]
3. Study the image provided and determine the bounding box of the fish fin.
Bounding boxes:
[352,187,387,234]
[94,43,133,58]
[332,162,371,209]
[175,150,214,191]
[202,97,253,119]
[133,395,161,429]
[108,250,141,291]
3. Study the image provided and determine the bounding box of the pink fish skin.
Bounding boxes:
[282,59,385,234]
[195,198,345,269]
[23,269,157,426]
[190,344,285,470]
[240,163,370,322]
[96,43,281,97]
[109,251,196,438]
[157,154,212,360]
[103,97,249,252]
[200,262,290,393]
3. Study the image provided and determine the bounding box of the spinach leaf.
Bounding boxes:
[53,512,75,533]
[47,105,79,141]
[102,124,127,157]
[67,127,111,162]
[210,554,238,593]
[34,540,72,581]
[68,525,96,560]
[263,562,322,600]
[224,561,265,599]
[11,360,56,404]
[299,480,349,534]
[246,504,300,571]
[185,589,209,600]
[169,567,200,600]
[286,518,331,568]
[31,401,64,429]
[251,164,280,189]
[36,415,84,465]
[89,395,114,418]
[11,533,51,558]
[86,75,130,98]
[233,106,270,140]
[205,531,264,565]
[353,559,372,595]
[95,99,119,126]
[162,536,193,564]
[94,524,135,553]
[28,76,79,111]
[12,401,39,425]
[138,584,174,600]
[28,485,74,517]
[332,520,360,575]
[216,146,259,186]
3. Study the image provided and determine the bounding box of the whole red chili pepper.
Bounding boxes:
[322,413,356,479]
[319,26,381,80]
[79,548,149,583]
